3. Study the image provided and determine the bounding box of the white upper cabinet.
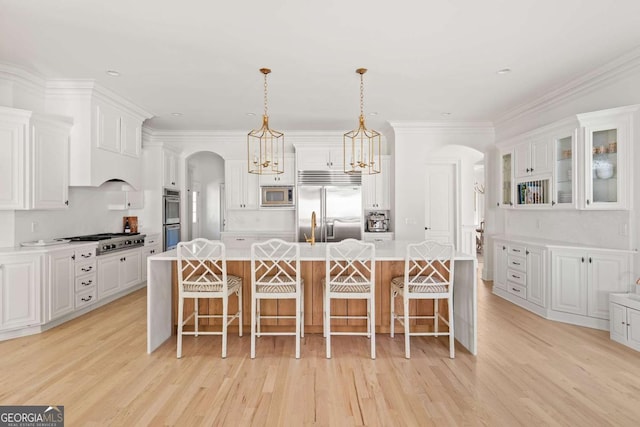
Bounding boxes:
[0,107,71,210]
[163,149,179,189]
[497,149,514,208]
[296,146,344,171]
[551,128,577,209]
[578,105,637,210]
[514,138,553,178]
[363,155,390,210]
[259,154,295,186]
[46,82,153,189]
[225,160,259,210]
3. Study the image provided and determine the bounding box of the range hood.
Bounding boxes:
[99,179,137,191]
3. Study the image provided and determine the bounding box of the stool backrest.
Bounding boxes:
[251,239,301,289]
[326,238,375,287]
[405,241,455,292]
[176,238,227,293]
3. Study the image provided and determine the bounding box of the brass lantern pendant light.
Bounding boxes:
[248,68,284,175]
[344,68,381,175]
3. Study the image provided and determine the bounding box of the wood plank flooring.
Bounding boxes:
[1,268,640,426]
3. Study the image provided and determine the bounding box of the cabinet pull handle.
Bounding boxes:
[530,168,534,172]
[81,296,93,302]
[81,253,91,258]
[551,201,556,206]
[511,274,520,279]
[81,266,93,272]
[526,250,530,255]
[513,262,520,265]
[502,246,506,250]
[82,280,93,286]
[513,249,521,252]
[589,257,592,263]
[526,168,530,172]
[512,287,520,293]
[71,254,76,260]
[65,200,69,206]
[586,199,590,205]
[497,202,500,207]
[581,257,585,263]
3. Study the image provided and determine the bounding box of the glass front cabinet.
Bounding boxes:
[497,105,637,211]
[578,105,637,210]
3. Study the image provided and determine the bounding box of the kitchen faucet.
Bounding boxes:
[304,211,316,245]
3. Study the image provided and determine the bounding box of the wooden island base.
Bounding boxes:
[172,260,449,335]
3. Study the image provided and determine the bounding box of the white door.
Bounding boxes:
[424,163,456,245]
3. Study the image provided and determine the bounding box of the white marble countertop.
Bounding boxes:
[150,240,476,262]
[490,234,636,253]
[0,241,98,255]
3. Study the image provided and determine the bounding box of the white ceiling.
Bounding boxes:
[2,0,640,132]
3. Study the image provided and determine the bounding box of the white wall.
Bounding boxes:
[13,187,125,244]
[388,123,495,241]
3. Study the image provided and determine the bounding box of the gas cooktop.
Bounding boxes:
[66,233,145,255]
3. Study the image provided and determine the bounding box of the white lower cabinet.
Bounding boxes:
[610,294,640,351]
[48,249,76,321]
[493,237,630,330]
[97,248,141,300]
[0,254,41,331]
[141,244,162,282]
[551,249,629,320]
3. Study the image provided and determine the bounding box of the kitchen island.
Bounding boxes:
[147,241,478,355]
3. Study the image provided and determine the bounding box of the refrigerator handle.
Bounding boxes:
[321,187,327,242]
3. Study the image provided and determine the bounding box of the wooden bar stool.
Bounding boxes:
[250,239,304,359]
[176,239,242,359]
[390,240,455,358]
[323,239,376,359]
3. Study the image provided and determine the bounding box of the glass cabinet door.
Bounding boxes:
[588,128,618,205]
[554,134,574,207]
[500,151,513,207]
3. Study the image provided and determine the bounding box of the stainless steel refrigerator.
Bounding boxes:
[297,171,363,243]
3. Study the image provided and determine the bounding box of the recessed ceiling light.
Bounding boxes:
[171,112,183,117]
[369,112,378,116]
[441,112,452,116]
[496,68,512,75]
[246,112,256,116]
[106,70,120,77]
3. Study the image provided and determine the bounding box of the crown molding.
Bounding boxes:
[388,120,495,136]
[0,63,46,93]
[46,79,154,121]
[495,46,640,128]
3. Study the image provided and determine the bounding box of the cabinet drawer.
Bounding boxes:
[507,255,526,272]
[507,269,526,286]
[508,245,526,256]
[75,248,96,261]
[507,282,526,299]
[75,274,97,292]
[75,288,96,308]
[75,260,96,276]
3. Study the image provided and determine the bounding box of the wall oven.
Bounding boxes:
[164,224,181,251]
[163,189,180,225]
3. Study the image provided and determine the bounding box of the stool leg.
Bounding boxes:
[194,297,199,337]
[390,287,395,338]
[238,287,243,337]
[300,285,305,338]
[404,295,410,359]
[448,298,455,359]
[434,299,439,337]
[325,290,331,359]
[257,298,261,338]
[222,295,228,358]
[295,294,301,359]
[250,292,257,359]
[370,295,376,360]
[177,295,184,359]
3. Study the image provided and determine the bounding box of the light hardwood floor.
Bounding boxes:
[1,270,640,426]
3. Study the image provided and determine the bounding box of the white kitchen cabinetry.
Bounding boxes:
[363,156,391,210]
[503,243,546,307]
[552,129,577,208]
[525,246,545,307]
[141,243,162,282]
[46,82,153,189]
[551,249,630,319]
[514,138,553,178]
[97,248,141,300]
[0,254,41,331]
[225,160,259,210]
[363,232,394,242]
[295,146,344,171]
[259,154,295,186]
[493,240,508,290]
[578,105,637,210]
[163,149,180,189]
[0,107,71,210]
[497,150,513,208]
[47,249,76,321]
[610,294,640,351]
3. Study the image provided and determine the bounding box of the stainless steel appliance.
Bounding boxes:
[162,189,180,225]
[162,188,181,250]
[261,185,294,207]
[297,170,362,243]
[366,211,389,232]
[66,233,146,255]
[163,224,181,251]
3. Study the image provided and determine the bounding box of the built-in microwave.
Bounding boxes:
[260,186,294,207]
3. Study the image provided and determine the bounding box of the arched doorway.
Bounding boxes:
[185,151,225,240]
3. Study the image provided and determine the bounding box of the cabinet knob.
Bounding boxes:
[526,250,530,255]
[581,257,585,263]
[497,202,500,207]
[71,254,76,260]
[551,201,556,206]
[424,227,430,230]
[586,199,591,205]
[65,200,69,206]
[588,257,592,263]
